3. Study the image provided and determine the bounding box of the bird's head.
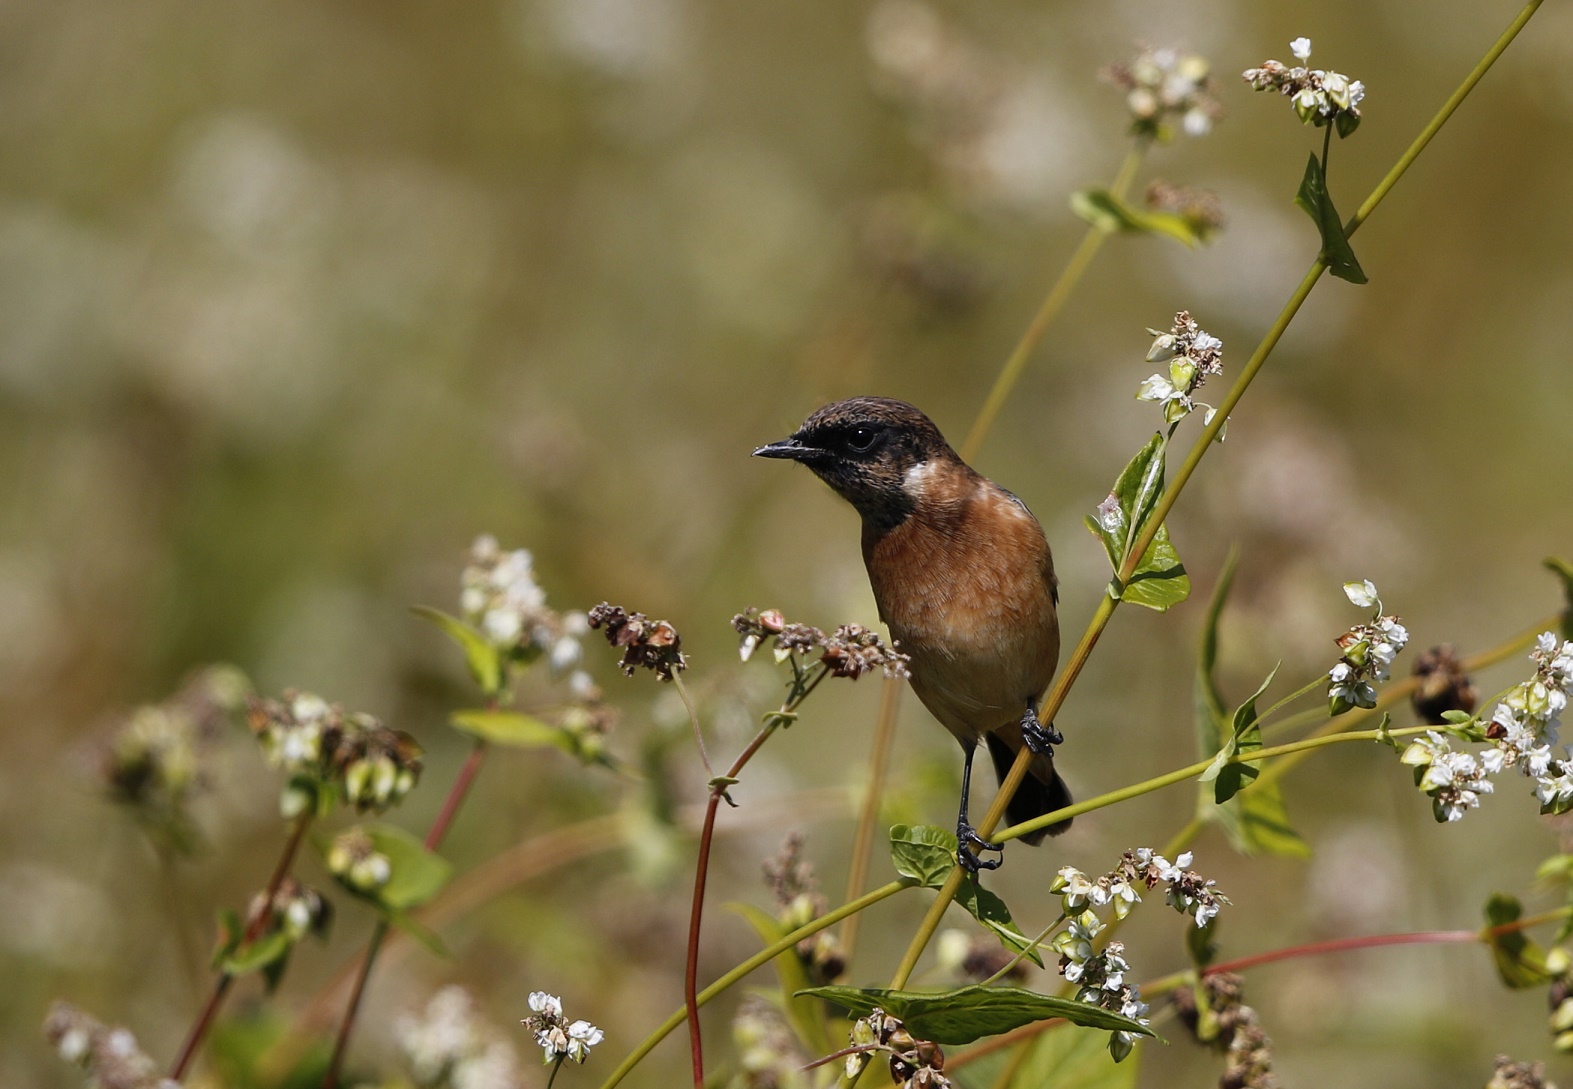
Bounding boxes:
[753,397,961,530]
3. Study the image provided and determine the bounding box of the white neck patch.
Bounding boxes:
[903,459,938,497]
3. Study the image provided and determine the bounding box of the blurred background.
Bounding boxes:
[5,0,1573,1085]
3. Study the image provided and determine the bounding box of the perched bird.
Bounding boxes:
[755,396,1069,870]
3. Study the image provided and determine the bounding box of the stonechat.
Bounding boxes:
[756,396,1069,870]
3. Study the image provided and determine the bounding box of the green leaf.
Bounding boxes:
[412,606,504,696]
[798,985,1160,1046]
[220,929,294,977]
[385,908,450,958]
[1546,557,1573,641]
[957,874,1043,968]
[362,824,452,911]
[1483,893,1552,988]
[974,1018,1141,1089]
[1070,188,1212,247]
[727,902,836,1058]
[1293,153,1367,285]
[1084,434,1189,612]
[1187,919,1219,970]
[450,709,561,748]
[1211,666,1280,803]
[890,824,958,888]
[1193,552,1237,763]
[1224,783,1311,859]
[208,1010,332,1089]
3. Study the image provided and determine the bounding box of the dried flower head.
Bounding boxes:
[733,609,910,680]
[587,603,687,681]
[1103,45,1223,140]
[731,995,810,1089]
[522,991,604,1067]
[1135,310,1224,428]
[843,1009,950,1087]
[398,986,522,1089]
[247,691,423,818]
[1243,38,1365,136]
[1144,180,1225,241]
[1488,1055,1557,1089]
[1412,645,1479,725]
[44,1002,174,1089]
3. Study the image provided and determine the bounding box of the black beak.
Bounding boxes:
[752,435,824,462]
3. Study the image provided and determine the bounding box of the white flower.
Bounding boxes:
[1290,37,1312,61]
[527,992,563,1018]
[1343,579,1379,608]
[566,1020,604,1063]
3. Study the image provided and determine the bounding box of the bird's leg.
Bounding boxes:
[956,743,1002,872]
[1020,698,1063,753]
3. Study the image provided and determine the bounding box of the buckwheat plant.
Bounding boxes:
[41,7,1570,1089]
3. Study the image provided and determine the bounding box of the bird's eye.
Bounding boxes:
[846,427,878,453]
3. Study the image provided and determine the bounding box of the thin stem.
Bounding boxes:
[886,0,1543,986]
[672,672,715,780]
[684,665,832,1088]
[322,736,492,1088]
[982,912,1067,987]
[169,813,313,1080]
[1254,675,1327,728]
[598,881,908,1089]
[959,139,1149,462]
[840,680,903,964]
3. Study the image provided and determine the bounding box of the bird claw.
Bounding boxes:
[1021,706,1063,753]
[956,821,1003,872]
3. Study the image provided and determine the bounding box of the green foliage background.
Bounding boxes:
[3,0,1572,1084]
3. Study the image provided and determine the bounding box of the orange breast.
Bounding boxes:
[863,475,1059,745]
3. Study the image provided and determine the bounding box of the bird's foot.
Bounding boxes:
[1021,705,1063,753]
[956,821,1003,873]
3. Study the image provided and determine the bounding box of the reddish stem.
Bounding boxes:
[684,691,819,1088]
[170,813,313,1080]
[1203,929,1477,976]
[322,738,490,1088]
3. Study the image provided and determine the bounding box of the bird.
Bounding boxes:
[754,396,1069,871]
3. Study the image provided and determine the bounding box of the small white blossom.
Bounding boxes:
[1327,582,1409,713]
[1289,37,1312,61]
[1343,579,1378,608]
[1135,310,1224,427]
[522,991,602,1067]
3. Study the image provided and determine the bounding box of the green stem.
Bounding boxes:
[982,912,1067,987]
[959,139,1149,462]
[886,0,1543,987]
[840,679,903,965]
[596,881,908,1089]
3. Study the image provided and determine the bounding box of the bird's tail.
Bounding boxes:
[985,730,1072,845]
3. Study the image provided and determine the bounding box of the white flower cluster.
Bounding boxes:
[1103,46,1223,139]
[398,986,522,1089]
[326,827,393,892]
[44,1002,176,1089]
[461,536,590,682]
[1050,849,1227,1060]
[1402,632,1573,822]
[1242,38,1365,135]
[522,991,604,1067]
[249,690,422,818]
[246,878,331,943]
[1327,581,1409,714]
[1135,310,1224,427]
